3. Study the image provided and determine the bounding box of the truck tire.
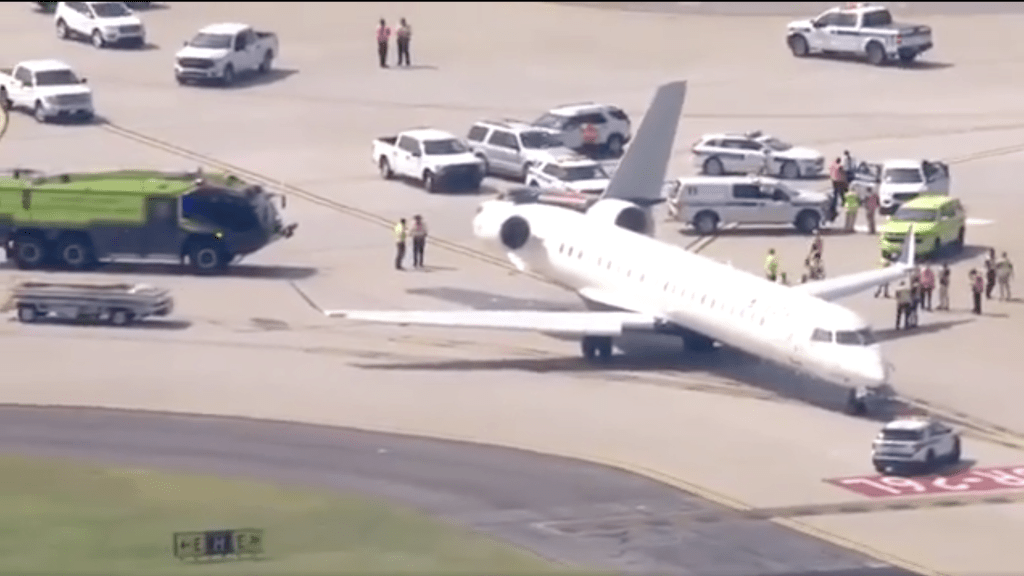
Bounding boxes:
[33,101,48,123]
[866,41,886,66]
[17,305,39,324]
[0,87,10,111]
[13,236,48,269]
[221,64,235,86]
[378,157,393,179]
[606,134,625,157]
[57,235,94,270]
[258,51,274,74]
[788,34,809,57]
[109,308,134,327]
[56,18,69,39]
[702,157,724,176]
[423,170,437,193]
[91,29,105,48]
[693,211,719,235]
[954,228,965,250]
[188,241,227,274]
[898,52,918,64]
[795,210,820,234]
[949,438,961,464]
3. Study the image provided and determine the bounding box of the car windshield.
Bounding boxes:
[532,113,568,130]
[188,33,233,49]
[893,208,937,223]
[423,139,468,155]
[91,2,131,17]
[760,137,792,152]
[34,69,80,86]
[835,328,876,346]
[883,168,923,184]
[520,131,562,149]
[881,429,923,441]
[562,165,608,181]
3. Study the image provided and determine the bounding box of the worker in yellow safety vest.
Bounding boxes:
[765,248,779,282]
[843,189,861,232]
[394,218,407,270]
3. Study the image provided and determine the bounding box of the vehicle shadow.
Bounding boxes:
[678,227,814,238]
[12,317,191,330]
[804,53,954,71]
[105,42,161,52]
[394,178,497,196]
[361,287,896,416]
[223,69,298,89]
[929,244,989,265]
[873,318,973,343]
[0,260,318,280]
[884,459,979,478]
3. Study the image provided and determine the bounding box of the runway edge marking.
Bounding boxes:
[332,422,946,576]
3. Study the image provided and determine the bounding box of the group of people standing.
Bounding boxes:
[829,152,880,234]
[393,215,429,270]
[376,18,413,68]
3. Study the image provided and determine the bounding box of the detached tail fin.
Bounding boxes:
[599,80,687,207]
[896,225,916,268]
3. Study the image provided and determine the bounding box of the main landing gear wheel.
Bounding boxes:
[581,336,613,361]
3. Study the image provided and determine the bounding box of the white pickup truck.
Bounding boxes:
[175,23,278,86]
[851,159,950,215]
[0,60,94,123]
[787,3,934,66]
[373,129,485,193]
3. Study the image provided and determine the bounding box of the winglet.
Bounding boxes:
[600,80,687,206]
[895,224,916,268]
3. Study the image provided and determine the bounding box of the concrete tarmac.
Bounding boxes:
[1,3,1023,576]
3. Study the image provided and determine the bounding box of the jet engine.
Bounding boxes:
[497,215,531,250]
[585,199,655,236]
[473,204,534,250]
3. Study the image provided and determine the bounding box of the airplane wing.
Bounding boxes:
[795,226,916,302]
[325,310,658,337]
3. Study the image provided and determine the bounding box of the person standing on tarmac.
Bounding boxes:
[376,19,392,68]
[996,252,1014,300]
[969,269,984,314]
[394,218,407,270]
[895,281,913,330]
[874,255,891,298]
[828,158,846,222]
[984,249,998,300]
[937,262,951,310]
[919,264,935,311]
[842,150,856,182]
[765,248,779,282]
[396,18,412,67]
[842,189,860,233]
[863,188,879,235]
[410,214,428,268]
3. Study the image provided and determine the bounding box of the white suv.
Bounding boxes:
[692,131,824,179]
[526,156,611,196]
[466,120,574,182]
[55,1,145,48]
[872,417,962,475]
[532,103,632,157]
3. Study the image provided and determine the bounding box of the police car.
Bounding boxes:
[691,131,825,179]
[871,416,962,474]
[525,156,611,196]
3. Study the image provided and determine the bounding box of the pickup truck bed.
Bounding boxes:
[0,68,12,77]
[376,136,398,146]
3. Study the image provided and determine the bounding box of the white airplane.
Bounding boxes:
[319,81,916,392]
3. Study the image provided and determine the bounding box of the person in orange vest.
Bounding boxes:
[396,18,412,67]
[376,18,391,68]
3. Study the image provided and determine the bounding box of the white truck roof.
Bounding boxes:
[199,23,251,35]
[401,128,459,141]
[882,417,932,431]
[676,175,783,186]
[829,3,889,15]
[882,159,926,169]
[16,59,73,72]
[546,102,610,116]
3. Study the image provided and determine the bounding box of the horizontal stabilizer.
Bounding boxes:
[325,310,657,337]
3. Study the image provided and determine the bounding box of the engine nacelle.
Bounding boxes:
[585,199,654,236]
[473,203,533,250]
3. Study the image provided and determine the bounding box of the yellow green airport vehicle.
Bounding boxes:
[0,168,297,273]
[880,195,965,260]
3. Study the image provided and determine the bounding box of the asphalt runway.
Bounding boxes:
[0,405,915,576]
[1,3,1024,576]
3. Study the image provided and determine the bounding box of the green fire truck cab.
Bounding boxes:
[0,168,297,273]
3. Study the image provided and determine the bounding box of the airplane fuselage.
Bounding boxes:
[474,200,891,389]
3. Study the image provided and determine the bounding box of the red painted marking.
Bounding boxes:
[826,465,1024,498]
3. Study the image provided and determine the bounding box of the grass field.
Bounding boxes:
[0,455,570,575]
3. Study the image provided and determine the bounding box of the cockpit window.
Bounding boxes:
[835,328,877,346]
[811,328,833,343]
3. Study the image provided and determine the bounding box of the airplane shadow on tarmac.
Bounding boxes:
[0,260,318,280]
[356,286,927,419]
[873,318,973,342]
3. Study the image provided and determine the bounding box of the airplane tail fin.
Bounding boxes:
[599,80,687,207]
[895,225,916,268]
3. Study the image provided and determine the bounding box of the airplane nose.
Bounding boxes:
[853,351,889,386]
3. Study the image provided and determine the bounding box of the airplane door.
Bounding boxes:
[786,329,806,367]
